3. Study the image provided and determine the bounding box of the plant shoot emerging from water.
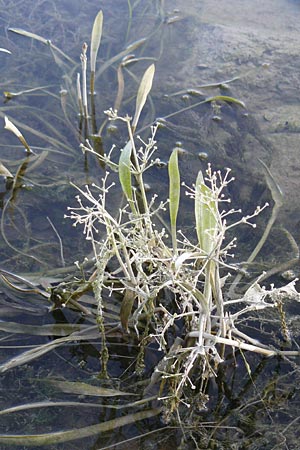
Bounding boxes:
[68,106,299,418]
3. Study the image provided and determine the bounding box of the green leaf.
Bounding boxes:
[90,10,103,74]
[206,95,245,108]
[132,64,155,131]
[195,171,218,255]
[168,148,180,253]
[119,140,137,214]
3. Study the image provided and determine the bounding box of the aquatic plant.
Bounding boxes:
[68,13,300,420]
[0,5,299,448]
[68,96,299,421]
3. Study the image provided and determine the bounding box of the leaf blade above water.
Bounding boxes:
[119,140,137,214]
[132,63,155,132]
[195,171,218,255]
[168,148,180,254]
[90,10,103,74]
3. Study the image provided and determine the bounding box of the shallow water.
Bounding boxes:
[0,1,300,449]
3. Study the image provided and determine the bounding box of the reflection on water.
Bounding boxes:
[0,0,300,448]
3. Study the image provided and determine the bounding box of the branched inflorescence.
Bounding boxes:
[67,110,300,417]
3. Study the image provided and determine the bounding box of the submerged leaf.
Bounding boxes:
[0,321,88,336]
[0,327,99,372]
[8,28,75,64]
[0,408,161,446]
[206,95,245,108]
[90,10,103,74]
[132,64,155,131]
[114,64,125,111]
[168,148,180,253]
[120,288,136,332]
[95,37,147,80]
[0,401,102,416]
[47,379,135,397]
[8,27,48,44]
[3,85,53,101]
[258,158,284,207]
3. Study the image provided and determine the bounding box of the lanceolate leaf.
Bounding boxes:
[132,64,155,131]
[168,148,180,253]
[195,171,218,255]
[90,10,103,74]
[119,141,136,214]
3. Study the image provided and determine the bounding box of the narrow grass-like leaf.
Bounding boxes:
[90,10,103,74]
[195,171,217,254]
[0,327,99,372]
[0,408,161,446]
[8,28,48,44]
[258,158,284,207]
[0,401,103,416]
[0,396,155,416]
[0,112,74,154]
[206,95,245,108]
[47,380,135,397]
[3,85,53,100]
[95,37,147,81]
[119,140,137,213]
[0,321,89,336]
[244,159,284,264]
[168,148,180,254]
[8,28,75,64]
[132,64,155,132]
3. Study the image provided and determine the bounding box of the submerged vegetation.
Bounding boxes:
[0,2,299,448]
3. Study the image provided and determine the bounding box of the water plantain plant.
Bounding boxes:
[67,64,300,421]
[1,7,300,447]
